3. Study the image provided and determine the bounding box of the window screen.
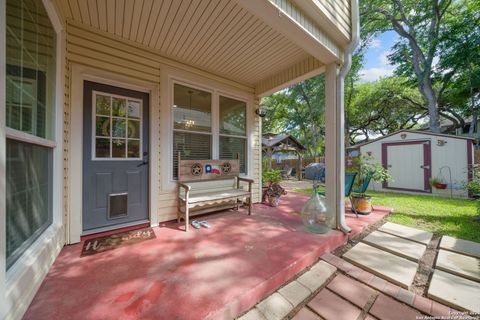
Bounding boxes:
[6,139,53,268]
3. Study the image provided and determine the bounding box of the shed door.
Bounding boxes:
[82,81,149,233]
[383,141,431,192]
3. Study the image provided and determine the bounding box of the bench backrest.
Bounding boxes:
[178,155,240,182]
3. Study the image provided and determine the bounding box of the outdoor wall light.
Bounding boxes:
[255,104,268,117]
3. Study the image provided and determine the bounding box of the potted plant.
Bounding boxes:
[348,155,393,214]
[430,177,448,189]
[262,169,287,207]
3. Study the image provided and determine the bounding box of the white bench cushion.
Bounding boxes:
[180,188,250,204]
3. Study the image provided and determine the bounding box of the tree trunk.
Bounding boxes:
[468,61,477,137]
[419,78,440,132]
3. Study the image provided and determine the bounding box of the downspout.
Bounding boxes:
[336,0,360,233]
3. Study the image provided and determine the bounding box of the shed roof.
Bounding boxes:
[262,134,306,151]
[350,129,475,149]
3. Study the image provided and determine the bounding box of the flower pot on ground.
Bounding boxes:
[351,194,372,215]
[262,169,287,207]
[347,154,393,214]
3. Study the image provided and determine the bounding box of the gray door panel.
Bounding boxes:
[82,81,149,232]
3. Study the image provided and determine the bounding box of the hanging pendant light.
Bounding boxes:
[184,90,195,129]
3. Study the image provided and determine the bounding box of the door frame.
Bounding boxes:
[69,64,160,244]
[381,140,432,193]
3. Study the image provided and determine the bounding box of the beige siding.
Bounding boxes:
[269,0,345,55]
[255,57,323,96]
[64,22,261,225]
[315,0,351,39]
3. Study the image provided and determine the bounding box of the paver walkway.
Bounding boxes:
[239,253,464,320]
[239,222,480,319]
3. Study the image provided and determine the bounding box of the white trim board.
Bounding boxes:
[69,64,161,244]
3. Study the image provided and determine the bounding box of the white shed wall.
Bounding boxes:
[359,131,472,198]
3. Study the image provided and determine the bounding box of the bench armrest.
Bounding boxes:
[237,177,254,192]
[178,182,191,191]
[178,182,191,202]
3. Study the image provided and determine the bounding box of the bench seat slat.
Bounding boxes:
[180,189,250,204]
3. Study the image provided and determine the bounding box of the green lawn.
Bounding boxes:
[293,187,480,243]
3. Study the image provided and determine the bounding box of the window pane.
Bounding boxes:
[96,138,111,158]
[6,0,56,139]
[112,97,126,117]
[128,140,140,158]
[219,96,246,136]
[112,119,126,138]
[173,84,211,132]
[128,100,141,119]
[6,139,52,269]
[173,132,212,179]
[128,120,140,138]
[96,116,110,137]
[96,95,111,115]
[112,139,126,158]
[220,136,247,174]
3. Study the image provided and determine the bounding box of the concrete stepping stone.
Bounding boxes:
[436,249,480,282]
[428,269,480,313]
[378,222,433,245]
[440,235,480,259]
[362,231,426,262]
[343,242,418,289]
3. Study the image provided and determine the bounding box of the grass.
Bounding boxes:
[293,187,480,243]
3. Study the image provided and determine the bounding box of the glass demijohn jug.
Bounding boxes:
[300,184,332,234]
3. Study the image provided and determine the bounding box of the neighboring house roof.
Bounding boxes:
[262,134,306,151]
[349,129,475,149]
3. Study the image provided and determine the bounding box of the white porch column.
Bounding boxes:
[325,63,351,233]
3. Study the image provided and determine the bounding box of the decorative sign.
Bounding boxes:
[178,159,240,181]
[191,163,203,176]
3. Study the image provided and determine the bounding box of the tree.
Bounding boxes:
[436,0,480,135]
[346,76,427,143]
[361,0,454,132]
[262,75,326,158]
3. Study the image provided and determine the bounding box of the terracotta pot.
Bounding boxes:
[268,195,280,207]
[351,195,372,215]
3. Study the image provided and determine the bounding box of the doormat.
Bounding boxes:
[81,227,156,257]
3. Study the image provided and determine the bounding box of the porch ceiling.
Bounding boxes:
[53,0,326,91]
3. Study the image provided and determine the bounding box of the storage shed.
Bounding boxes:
[351,130,475,197]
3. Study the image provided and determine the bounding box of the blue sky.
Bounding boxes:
[359,31,399,83]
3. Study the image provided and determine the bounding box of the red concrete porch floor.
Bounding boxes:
[23,193,392,320]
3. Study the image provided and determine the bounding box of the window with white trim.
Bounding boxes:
[172,84,248,179]
[172,84,212,179]
[219,96,247,173]
[5,0,56,269]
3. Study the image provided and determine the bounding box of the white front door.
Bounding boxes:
[384,141,431,192]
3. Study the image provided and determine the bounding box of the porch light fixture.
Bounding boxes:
[255,104,268,117]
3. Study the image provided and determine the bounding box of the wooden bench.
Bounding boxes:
[177,155,254,232]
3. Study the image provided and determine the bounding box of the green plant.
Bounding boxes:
[466,165,480,195]
[429,177,444,186]
[262,169,282,185]
[347,154,393,188]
